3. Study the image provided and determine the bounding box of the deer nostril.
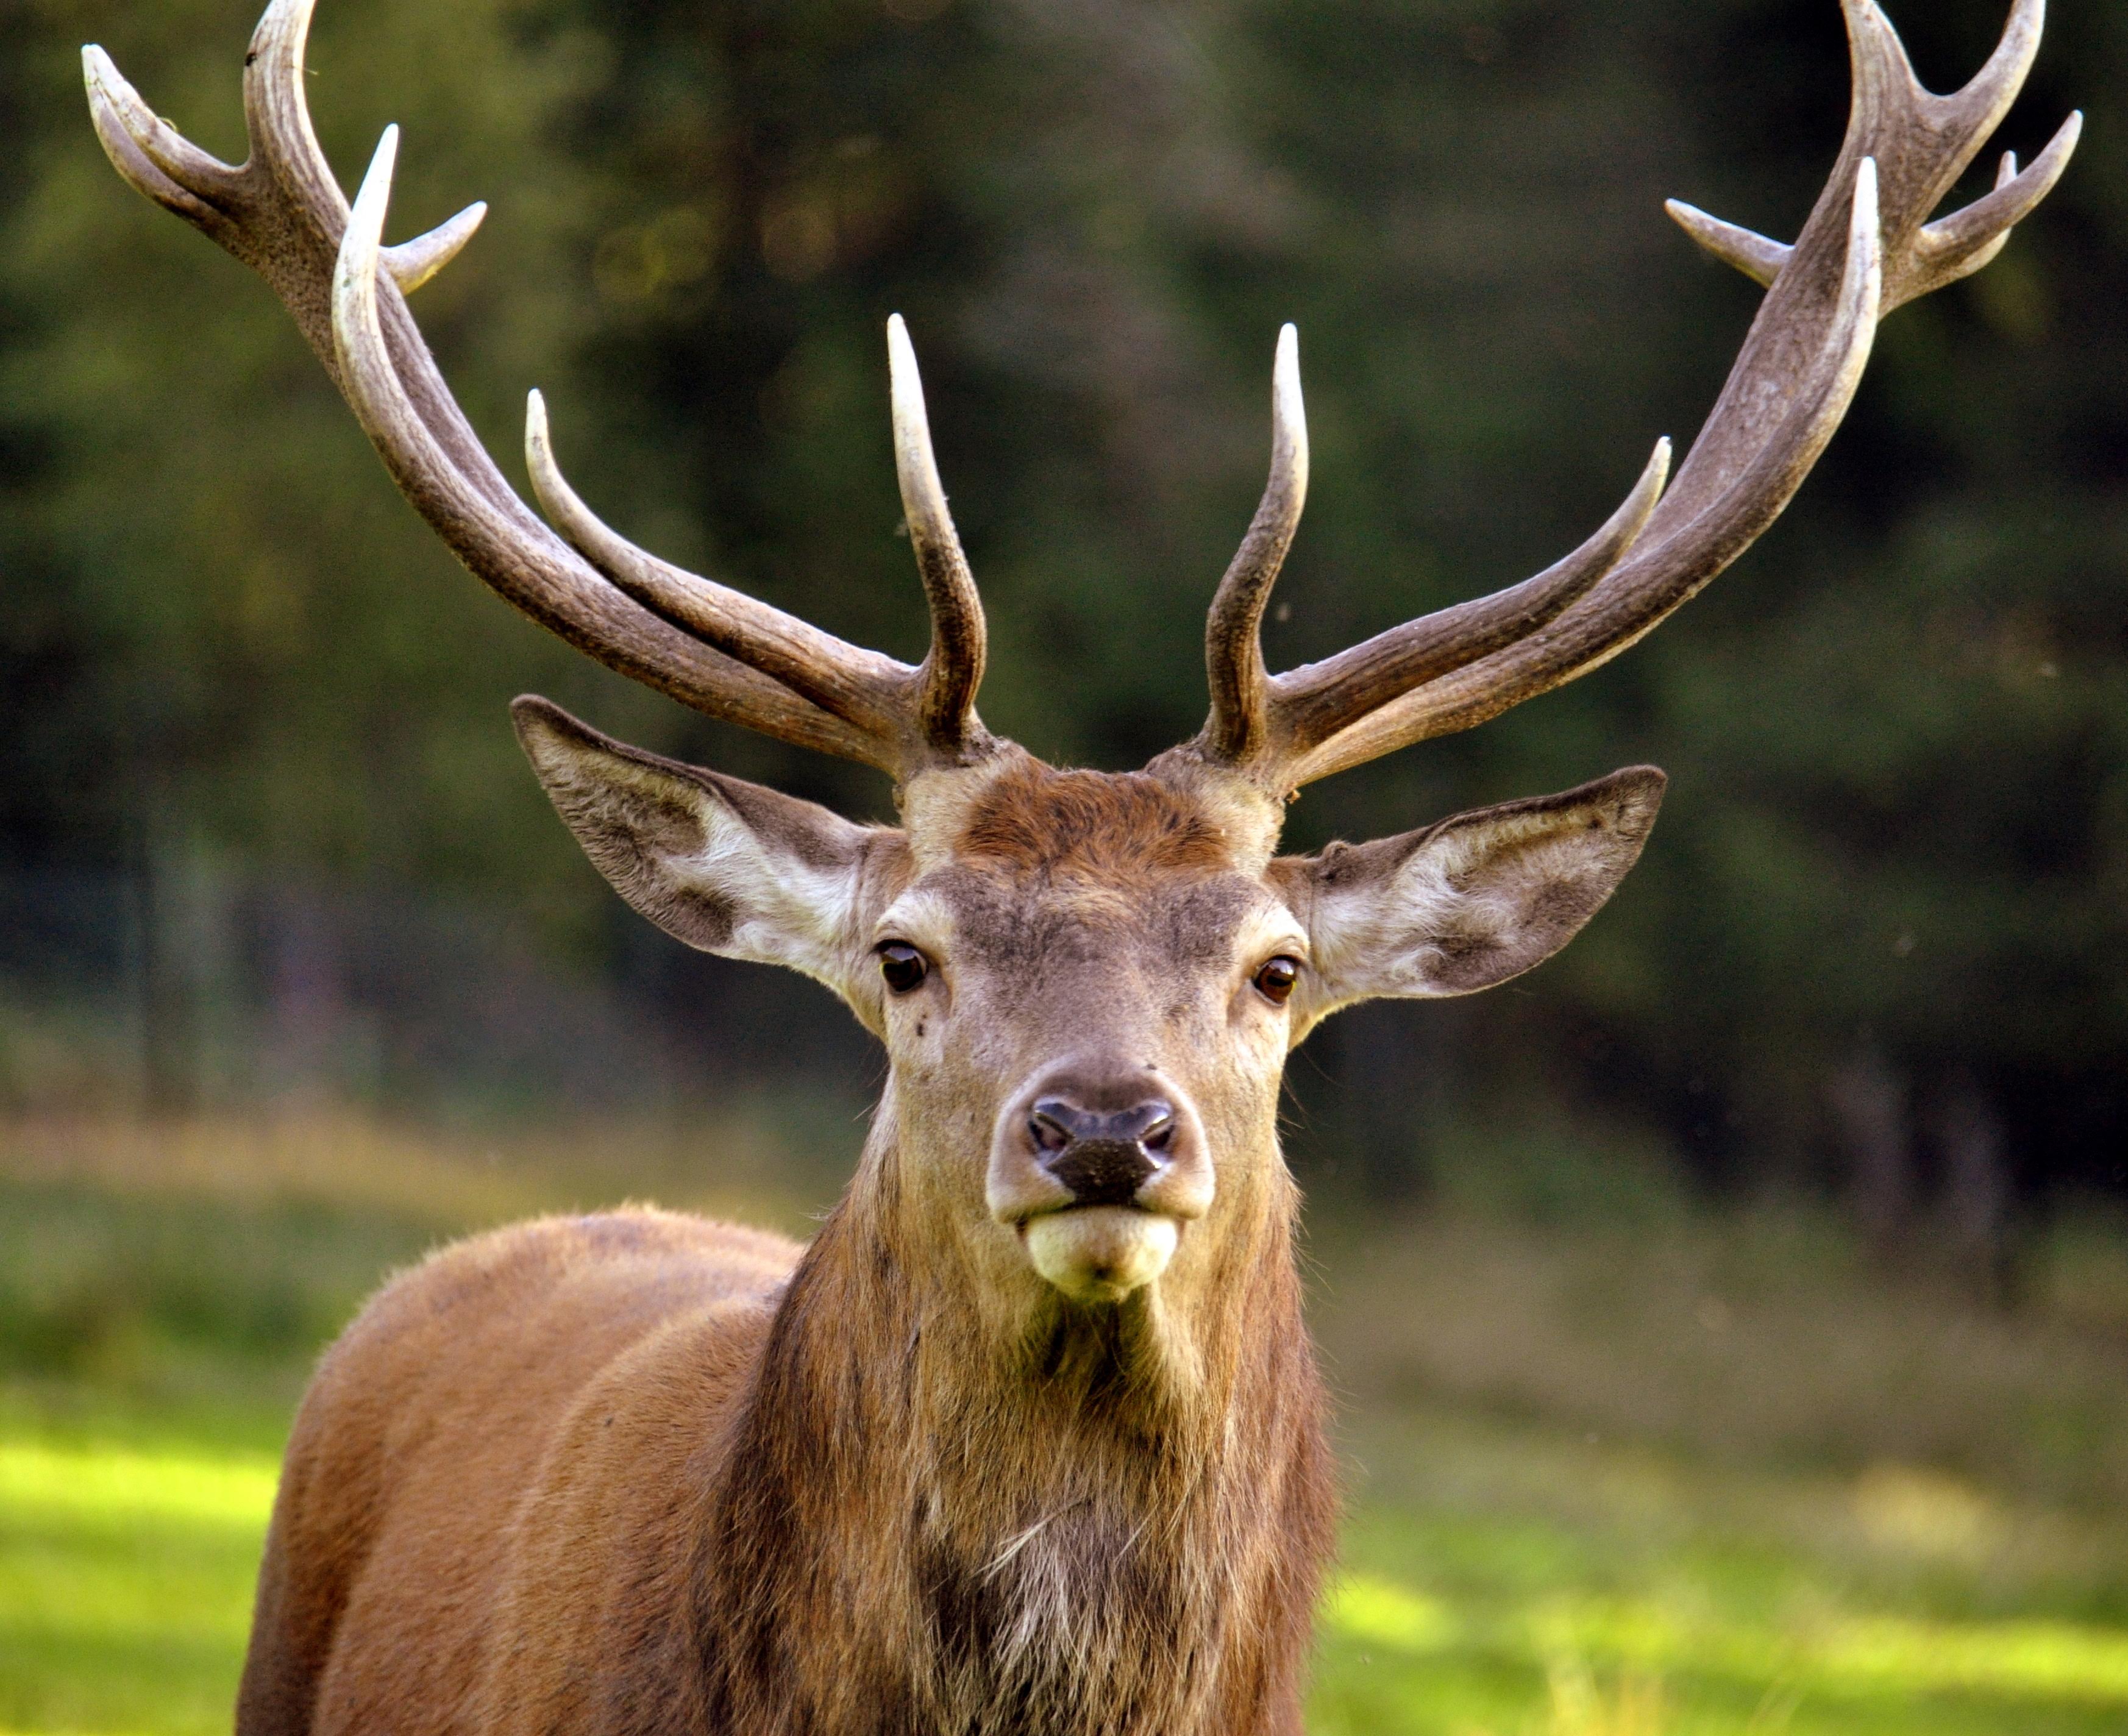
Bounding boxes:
[1023,1094,1180,1207]
[1045,1142,1158,1208]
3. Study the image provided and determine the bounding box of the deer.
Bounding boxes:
[84,1,2074,1731]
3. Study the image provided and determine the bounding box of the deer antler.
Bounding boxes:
[1195,0,2077,795]
[84,0,992,781]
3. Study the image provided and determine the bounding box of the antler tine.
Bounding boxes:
[329,129,901,769]
[527,322,997,772]
[1909,112,2082,302]
[1265,438,1671,778]
[83,47,244,219]
[888,316,993,764]
[240,0,344,243]
[1183,0,2071,795]
[385,202,490,294]
[1941,0,2045,136]
[1201,324,1308,769]
[1665,202,1790,290]
[1829,0,2076,312]
[88,0,1006,781]
[524,390,913,743]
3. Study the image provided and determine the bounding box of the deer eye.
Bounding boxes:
[878,943,930,995]
[1252,956,1301,1005]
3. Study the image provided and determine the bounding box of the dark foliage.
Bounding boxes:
[4,0,2122,1215]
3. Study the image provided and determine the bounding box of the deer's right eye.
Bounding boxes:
[878,944,930,995]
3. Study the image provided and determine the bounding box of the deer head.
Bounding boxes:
[87,0,2077,1334]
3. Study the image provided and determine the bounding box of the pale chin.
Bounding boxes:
[1022,1208,1180,1305]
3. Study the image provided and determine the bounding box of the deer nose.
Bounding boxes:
[1028,1097,1175,1206]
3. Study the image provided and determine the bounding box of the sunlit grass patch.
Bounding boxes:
[0,1439,273,1736]
[1327,1572,1464,1653]
[1313,1533,2128,1735]
[0,1442,277,1534]
[1537,1657,1673,1736]
[1802,1611,2128,1701]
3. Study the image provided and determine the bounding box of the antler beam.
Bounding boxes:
[85,0,992,781]
[1194,0,2077,795]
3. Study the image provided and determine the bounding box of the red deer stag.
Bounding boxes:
[86,2,2074,1731]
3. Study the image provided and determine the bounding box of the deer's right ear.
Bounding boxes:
[512,697,886,1003]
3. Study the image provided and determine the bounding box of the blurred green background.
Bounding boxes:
[2,0,2125,1731]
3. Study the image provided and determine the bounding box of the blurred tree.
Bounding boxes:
[2,0,2121,1211]
[2,0,635,906]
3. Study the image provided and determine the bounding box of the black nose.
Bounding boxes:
[1029,1097,1175,1206]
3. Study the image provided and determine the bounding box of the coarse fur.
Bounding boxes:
[244,1200,1330,1736]
[235,726,1662,1736]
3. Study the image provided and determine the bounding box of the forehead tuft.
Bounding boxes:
[955,761,1234,880]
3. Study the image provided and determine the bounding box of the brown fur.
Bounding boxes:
[238,754,1340,1736]
[958,761,1235,879]
[240,1191,1333,1735]
[236,739,1660,1736]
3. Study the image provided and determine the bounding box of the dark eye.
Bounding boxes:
[878,943,930,995]
[1253,956,1301,1005]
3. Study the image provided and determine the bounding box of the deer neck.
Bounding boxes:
[696,1114,1337,1734]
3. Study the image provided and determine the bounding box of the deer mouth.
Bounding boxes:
[1018,1205,1181,1305]
[986,1068,1214,1302]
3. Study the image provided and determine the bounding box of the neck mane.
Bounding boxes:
[683,1120,1337,1736]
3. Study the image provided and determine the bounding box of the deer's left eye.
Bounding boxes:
[1252,956,1301,1005]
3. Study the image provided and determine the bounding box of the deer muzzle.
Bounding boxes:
[987,1069,1213,1304]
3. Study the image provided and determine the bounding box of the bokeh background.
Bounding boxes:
[2,0,2125,1731]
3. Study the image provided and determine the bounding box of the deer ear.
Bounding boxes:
[1295,767,1664,1021]
[512,697,884,998]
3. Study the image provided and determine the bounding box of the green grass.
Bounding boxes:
[3,1110,2127,1735]
[0,1433,276,1736]
[1312,1417,2128,1734]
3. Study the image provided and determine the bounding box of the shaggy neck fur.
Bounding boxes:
[680,1115,1337,1736]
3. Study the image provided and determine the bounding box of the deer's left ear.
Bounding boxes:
[1289,767,1664,1028]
